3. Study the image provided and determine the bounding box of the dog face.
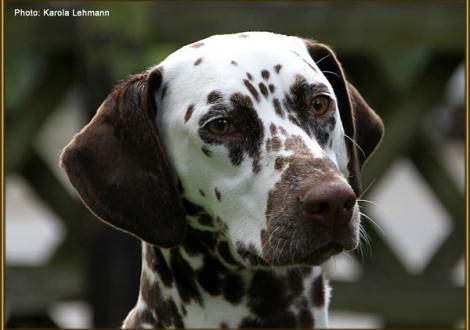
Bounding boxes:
[61,32,383,267]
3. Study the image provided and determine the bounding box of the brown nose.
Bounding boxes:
[299,179,356,227]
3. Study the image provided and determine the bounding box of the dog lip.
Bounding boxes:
[338,239,357,251]
[300,241,344,265]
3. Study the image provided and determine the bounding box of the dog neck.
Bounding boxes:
[123,226,330,329]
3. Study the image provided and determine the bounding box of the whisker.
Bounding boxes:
[344,133,366,159]
[358,178,377,199]
[357,199,379,207]
[262,225,281,251]
[322,70,341,79]
[356,230,369,263]
[315,53,331,65]
[359,225,373,258]
[356,240,365,263]
[359,211,384,235]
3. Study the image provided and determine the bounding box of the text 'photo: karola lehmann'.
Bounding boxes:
[14,8,110,17]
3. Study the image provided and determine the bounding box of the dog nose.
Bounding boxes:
[299,180,356,227]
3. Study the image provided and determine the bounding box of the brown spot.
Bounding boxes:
[252,158,261,174]
[218,241,239,266]
[215,216,228,232]
[199,189,205,197]
[196,253,224,295]
[239,33,249,38]
[271,137,281,151]
[270,123,278,136]
[274,157,287,171]
[182,198,204,216]
[236,242,269,266]
[266,137,281,152]
[231,60,238,66]
[314,116,336,147]
[141,272,184,329]
[207,90,223,104]
[183,227,217,255]
[140,273,159,310]
[145,245,173,287]
[273,98,284,118]
[245,269,296,325]
[134,310,158,328]
[246,72,253,81]
[297,297,314,328]
[201,146,211,157]
[261,70,270,80]
[288,113,302,128]
[259,83,269,98]
[190,42,205,48]
[199,214,213,226]
[184,104,195,123]
[288,269,304,295]
[214,188,221,201]
[194,57,203,66]
[284,135,306,153]
[243,79,260,102]
[170,249,202,305]
[223,272,245,304]
[269,84,275,93]
[311,274,326,307]
[274,64,282,73]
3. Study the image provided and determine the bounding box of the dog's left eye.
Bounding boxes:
[311,95,331,116]
[205,118,238,135]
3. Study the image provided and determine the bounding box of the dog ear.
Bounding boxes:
[60,68,187,248]
[305,41,384,194]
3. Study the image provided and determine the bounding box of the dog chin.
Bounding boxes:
[262,238,359,266]
[298,242,345,265]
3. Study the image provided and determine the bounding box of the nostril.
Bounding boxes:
[343,198,355,210]
[309,201,330,215]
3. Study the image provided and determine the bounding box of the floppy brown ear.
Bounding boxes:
[346,82,384,167]
[60,68,186,248]
[305,41,384,194]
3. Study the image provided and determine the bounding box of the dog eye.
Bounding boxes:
[311,95,331,116]
[205,118,238,135]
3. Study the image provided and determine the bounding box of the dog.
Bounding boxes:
[61,32,383,328]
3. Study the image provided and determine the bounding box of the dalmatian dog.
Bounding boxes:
[61,32,383,328]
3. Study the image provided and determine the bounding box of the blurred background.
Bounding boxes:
[5,1,466,328]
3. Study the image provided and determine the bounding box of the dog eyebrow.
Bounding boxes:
[291,75,331,100]
[312,84,331,95]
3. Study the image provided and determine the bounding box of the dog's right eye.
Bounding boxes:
[311,95,331,117]
[205,118,239,135]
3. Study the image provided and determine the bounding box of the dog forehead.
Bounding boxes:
[155,32,335,119]
[159,32,326,88]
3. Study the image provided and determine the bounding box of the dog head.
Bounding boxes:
[61,32,383,266]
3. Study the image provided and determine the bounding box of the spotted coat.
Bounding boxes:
[60,32,384,328]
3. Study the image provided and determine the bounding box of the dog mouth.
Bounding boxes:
[299,241,344,265]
